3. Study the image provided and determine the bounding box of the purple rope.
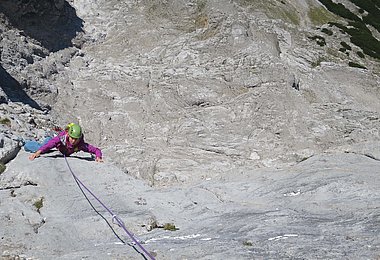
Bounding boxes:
[64,156,156,260]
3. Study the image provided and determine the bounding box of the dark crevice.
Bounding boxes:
[296,155,315,164]
[192,101,210,107]
[0,65,42,110]
[0,180,38,190]
[344,151,380,161]
[363,153,380,161]
[292,79,300,91]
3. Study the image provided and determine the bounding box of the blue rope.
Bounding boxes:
[64,155,156,260]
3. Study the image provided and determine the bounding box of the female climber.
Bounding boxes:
[28,123,103,162]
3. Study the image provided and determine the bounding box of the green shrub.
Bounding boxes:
[328,21,380,60]
[340,41,352,50]
[320,1,380,60]
[349,61,367,69]
[339,48,348,55]
[329,22,348,34]
[347,24,380,59]
[349,0,380,31]
[309,35,326,46]
[363,14,380,32]
[357,51,365,58]
[321,27,333,35]
[317,0,360,21]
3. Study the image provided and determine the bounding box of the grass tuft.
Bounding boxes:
[163,223,179,231]
[0,163,5,174]
[34,197,44,213]
[0,118,11,127]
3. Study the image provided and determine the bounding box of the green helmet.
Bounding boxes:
[68,123,82,139]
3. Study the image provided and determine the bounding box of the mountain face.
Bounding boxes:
[48,0,380,184]
[0,0,379,259]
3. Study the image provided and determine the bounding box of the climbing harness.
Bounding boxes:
[63,155,156,260]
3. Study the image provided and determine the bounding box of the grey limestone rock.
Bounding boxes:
[0,0,379,259]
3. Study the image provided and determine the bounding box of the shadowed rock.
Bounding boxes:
[0,65,42,110]
[0,0,84,51]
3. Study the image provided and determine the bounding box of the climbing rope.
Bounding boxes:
[63,155,156,260]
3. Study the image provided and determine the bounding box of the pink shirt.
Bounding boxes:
[39,131,102,158]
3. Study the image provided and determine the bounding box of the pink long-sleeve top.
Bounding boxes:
[39,130,102,158]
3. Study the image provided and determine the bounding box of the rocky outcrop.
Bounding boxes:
[0,101,54,165]
[0,0,84,51]
[0,133,21,165]
[0,0,86,164]
[0,0,85,110]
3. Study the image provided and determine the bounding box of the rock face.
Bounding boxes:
[0,0,84,110]
[1,150,379,259]
[49,0,380,185]
[0,0,380,259]
[0,0,83,51]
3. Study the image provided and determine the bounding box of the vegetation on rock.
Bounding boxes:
[33,197,44,213]
[308,6,337,25]
[163,223,179,231]
[348,61,367,69]
[0,163,5,174]
[321,27,333,36]
[0,118,11,127]
[318,0,380,60]
[309,35,326,47]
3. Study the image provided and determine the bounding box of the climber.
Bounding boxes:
[28,123,103,162]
